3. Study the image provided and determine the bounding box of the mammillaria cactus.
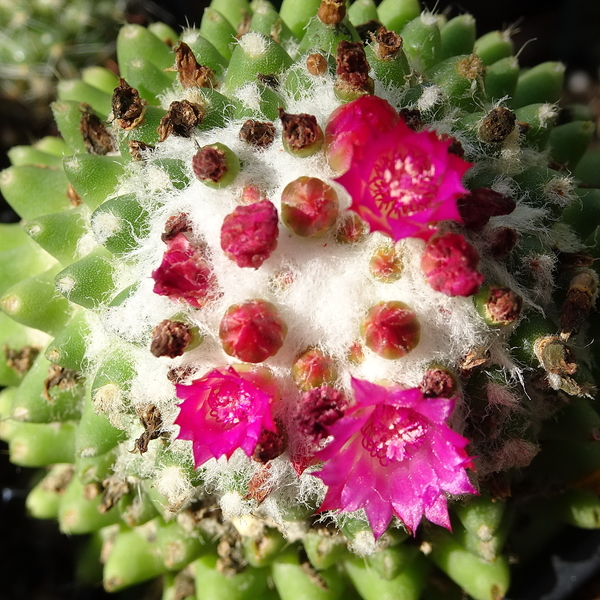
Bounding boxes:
[1,0,600,598]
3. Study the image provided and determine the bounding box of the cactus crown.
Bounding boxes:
[1,0,600,598]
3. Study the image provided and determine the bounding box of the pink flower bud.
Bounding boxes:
[421,232,484,297]
[152,233,217,308]
[361,301,421,359]
[281,176,339,237]
[219,299,287,363]
[220,199,279,269]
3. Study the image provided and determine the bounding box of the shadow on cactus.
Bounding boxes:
[1,0,600,599]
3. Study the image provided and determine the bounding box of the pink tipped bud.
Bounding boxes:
[421,232,484,297]
[281,176,339,237]
[219,299,287,363]
[361,301,421,359]
[291,348,338,391]
[152,233,217,308]
[221,199,279,269]
[420,366,458,398]
[335,212,368,244]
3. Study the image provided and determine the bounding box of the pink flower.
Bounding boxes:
[421,232,484,297]
[333,102,471,241]
[175,366,279,466]
[152,233,216,308]
[325,95,399,173]
[313,378,475,538]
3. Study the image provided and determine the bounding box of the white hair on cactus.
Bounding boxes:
[238,32,269,58]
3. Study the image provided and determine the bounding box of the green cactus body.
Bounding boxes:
[1,1,600,599]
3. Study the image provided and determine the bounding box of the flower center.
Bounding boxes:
[361,405,427,466]
[369,148,438,218]
[207,383,253,425]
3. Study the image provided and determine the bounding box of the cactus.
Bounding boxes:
[1,1,600,599]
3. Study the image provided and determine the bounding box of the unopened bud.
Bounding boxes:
[474,285,523,327]
[361,301,421,359]
[292,348,338,391]
[219,299,287,363]
[369,244,403,282]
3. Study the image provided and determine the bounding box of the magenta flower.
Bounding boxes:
[152,232,216,308]
[325,95,399,173]
[333,104,471,241]
[313,378,475,538]
[175,366,279,466]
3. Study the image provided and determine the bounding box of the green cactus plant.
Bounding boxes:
[1,1,600,599]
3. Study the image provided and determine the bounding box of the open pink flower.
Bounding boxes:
[313,378,475,537]
[175,366,279,466]
[334,106,471,241]
[152,233,216,308]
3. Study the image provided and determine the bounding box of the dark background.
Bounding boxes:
[1,1,599,599]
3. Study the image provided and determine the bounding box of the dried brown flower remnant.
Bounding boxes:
[335,40,373,96]
[238,119,276,149]
[486,226,518,259]
[4,344,39,375]
[67,183,82,206]
[306,53,328,76]
[457,188,516,231]
[131,405,163,454]
[162,213,191,243]
[111,79,145,130]
[279,109,324,155]
[257,73,279,88]
[479,107,517,144]
[437,133,465,157]
[174,41,216,89]
[158,100,204,142]
[217,528,247,576]
[79,103,115,155]
[43,364,79,401]
[560,270,598,339]
[150,319,193,358]
[252,427,286,463]
[99,475,130,513]
[372,26,402,59]
[398,108,424,131]
[245,464,275,504]
[420,367,458,398]
[128,140,155,161]
[192,144,228,182]
[318,0,346,25]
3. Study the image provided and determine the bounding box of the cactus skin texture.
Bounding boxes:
[1,1,600,599]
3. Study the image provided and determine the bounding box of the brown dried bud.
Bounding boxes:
[398,108,424,131]
[257,73,279,88]
[335,40,373,96]
[420,367,458,398]
[279,108,324,155]
[162,213,191,243]
[79,103,115,155]
[131,405,163,454]
[317,0,346,25]
[476,285,523,326]
[192,145,228,182]
[111,79,145,129]
[556,251,595,271]
[456,54,486,80]
[239,119,276,149]
[66,183,82,207]
[457,188,516,231]
[128,140,155,161]
[158,100,204,142]
[306,53,328,76]
[150,319,193,358]
[534,335,577,376]
[479,107,517,144]
[99,476,130,513]
[43,365,79,401]
[174,41,216,89]
[252,427,286,463]
[560,270,598,339]
[4,344,39,375]
[437,133,465,158]
[373,26,402,59]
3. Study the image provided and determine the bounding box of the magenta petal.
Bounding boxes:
[312,378,476,537]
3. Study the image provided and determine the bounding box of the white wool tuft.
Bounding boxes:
[238,32,269,58]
